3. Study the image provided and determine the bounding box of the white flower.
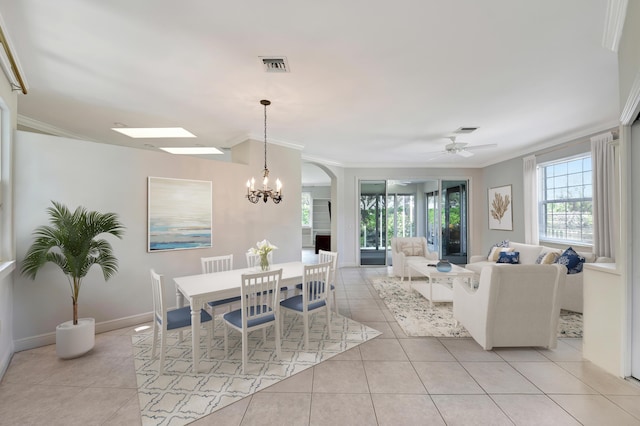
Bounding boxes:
[248,239,277,256]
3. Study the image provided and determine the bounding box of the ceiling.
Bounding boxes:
[0,0,621,170]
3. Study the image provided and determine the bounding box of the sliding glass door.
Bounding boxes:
[441,180,468,264]
[360,180,387,265]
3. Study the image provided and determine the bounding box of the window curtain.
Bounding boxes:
[591,132,616,258]
[523,155,539,244]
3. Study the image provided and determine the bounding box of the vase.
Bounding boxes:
[56,317,95,359]
[260,253,270,271]
[436,260,452,272]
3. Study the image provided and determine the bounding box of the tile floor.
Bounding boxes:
[2,265,640,425]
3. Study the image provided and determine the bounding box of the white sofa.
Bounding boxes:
[390,237,438,279]
[465,241,614,313]
[453,264,566,350]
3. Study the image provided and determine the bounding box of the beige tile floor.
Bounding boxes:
[2,265,640,425]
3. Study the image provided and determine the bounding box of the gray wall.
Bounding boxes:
[13,132,301,348]
[0,69,18,374]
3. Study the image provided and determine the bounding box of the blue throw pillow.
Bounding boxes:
[487,239,510,257]
[497,251,520,264]
[555,247,586,274]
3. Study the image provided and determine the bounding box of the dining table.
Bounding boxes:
[173,261,305,373]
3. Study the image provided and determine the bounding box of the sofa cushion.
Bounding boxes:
[497,251,520,264]
[488,246,514,261]
[509,242,544,264]
[400,241,424,256]
[555,247,586,274]
[487,239,510,257]
[536,251,561,264]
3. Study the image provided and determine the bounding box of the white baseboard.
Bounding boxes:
[0,343,14,380]
[13,312,153,352]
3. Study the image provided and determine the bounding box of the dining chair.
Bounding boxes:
[280,262,332,350]
[295,250,338,313]
[150,269,213,374]
[246,251,289,295]
[201,254,242,316]
[245,251,273,268]
[222,268,283,374]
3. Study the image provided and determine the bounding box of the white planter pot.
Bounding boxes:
[56,317,95,359]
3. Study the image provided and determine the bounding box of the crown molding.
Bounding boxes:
[602,0,628,52]
[620,72,640,125]
[17,115,100,142]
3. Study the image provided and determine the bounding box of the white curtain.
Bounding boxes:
[523,155,539,244]
[591,132,616,258]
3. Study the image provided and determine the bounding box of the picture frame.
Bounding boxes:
[488,184,513,230]
[148,177,212,251]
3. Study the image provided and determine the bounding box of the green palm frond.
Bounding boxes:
[21,201,125,321]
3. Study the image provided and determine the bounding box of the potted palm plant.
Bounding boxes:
[21,201,125,358]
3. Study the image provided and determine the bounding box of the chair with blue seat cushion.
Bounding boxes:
[150,269,213,374]
[246,251,289,294]
[223,268,283,373]
[201,255,242,316]
[295,250,338,312]
[281,262,332,350]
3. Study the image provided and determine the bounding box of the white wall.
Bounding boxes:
[13,132,301,349]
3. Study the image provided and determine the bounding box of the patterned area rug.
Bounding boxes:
[371,276,583,338]
[132,313,380,426]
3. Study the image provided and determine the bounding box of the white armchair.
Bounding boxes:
[390,237,438,279]
[453,264,566,350]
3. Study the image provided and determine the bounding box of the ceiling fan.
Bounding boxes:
[426,136,497,160]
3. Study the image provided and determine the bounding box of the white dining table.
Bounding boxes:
[173,261,305,373]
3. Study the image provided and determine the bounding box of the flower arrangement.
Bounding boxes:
[248,239,278,271]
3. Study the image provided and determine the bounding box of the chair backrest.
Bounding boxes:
[391,237,428,255]
[201,254,233,274]
[480,264,565,347]
[318,250,338,286]
[246,251,273,268]
[150,269,166,325]
[239,268,283,328]
[302,262,332,309]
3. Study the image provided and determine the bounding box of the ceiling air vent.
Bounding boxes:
[455,127,479,134]
[259,56,290,73]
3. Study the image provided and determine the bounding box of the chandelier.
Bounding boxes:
[246,99,282,204]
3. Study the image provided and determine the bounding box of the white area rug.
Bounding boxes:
[371,276,582,338]
[132,313,380,426]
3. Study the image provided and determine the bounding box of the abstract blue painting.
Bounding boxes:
[148,177,212,251]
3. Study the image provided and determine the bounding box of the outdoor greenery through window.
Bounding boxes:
[539,154,593,244]
[301,192,311,226]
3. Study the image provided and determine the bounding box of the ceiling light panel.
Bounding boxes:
[259,56,290,73]
[111,127,196,138]
[159,147,223,155]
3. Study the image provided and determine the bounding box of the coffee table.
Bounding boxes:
[406,259,476,306]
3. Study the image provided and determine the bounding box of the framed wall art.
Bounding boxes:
[148,177,212,251]
[488,184,513,231]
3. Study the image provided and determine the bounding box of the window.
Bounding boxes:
[301,192,312,227]
[539,155,593,244]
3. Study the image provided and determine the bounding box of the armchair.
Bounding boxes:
[453,264,566,350]
[390,237,438,279]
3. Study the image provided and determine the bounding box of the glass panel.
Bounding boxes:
[441,180,468,264]
[360,180,387,265]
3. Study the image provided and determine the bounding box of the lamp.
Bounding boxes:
[246,99,283,204]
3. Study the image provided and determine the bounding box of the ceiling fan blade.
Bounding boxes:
[456,150,474,158]
[465,143,498,151]
[425,152,447,161]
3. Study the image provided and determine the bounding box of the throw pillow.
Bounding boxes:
[487,239,510,257]
[497,251,520,264]
[400,241,424,256]
[488,246,514,261]
[555,247,586,274]
[536,251,560,265]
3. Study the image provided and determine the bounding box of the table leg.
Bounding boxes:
[429,278,433,307]
[176,290,184,342]
[191,304,200,373]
